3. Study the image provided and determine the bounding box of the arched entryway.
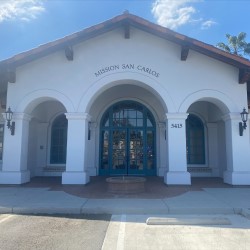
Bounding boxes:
[185,100,228,179]
[99,100,156,176]
[27,101,68,178]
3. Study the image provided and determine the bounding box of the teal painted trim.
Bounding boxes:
[99,100,156,176]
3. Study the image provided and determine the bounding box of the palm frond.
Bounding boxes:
[238,32,246,41]
[218,32,250,58]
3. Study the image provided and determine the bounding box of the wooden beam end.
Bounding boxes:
[8,70,16,83]
[65,46,74,61]
[124,23,130,39]
[239,68,250,84]
[181,46,189,61]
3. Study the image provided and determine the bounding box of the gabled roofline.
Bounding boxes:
[1,12,250,82]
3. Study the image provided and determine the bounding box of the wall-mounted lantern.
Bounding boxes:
[88,122,91,140]
[239,108,248,136]
[5,107,15,135]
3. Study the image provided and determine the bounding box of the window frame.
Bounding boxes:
[0,123,4,162]
[49,114,68,165]
[99,100,156,176]
[186,114,206,165]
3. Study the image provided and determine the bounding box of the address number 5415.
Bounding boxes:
[171,124,182,128]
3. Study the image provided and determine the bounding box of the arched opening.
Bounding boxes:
[186,114,205,165]
[27,100,67,177]
[186,101,227,178]
[99,100,156,176]
[86,82,168,178]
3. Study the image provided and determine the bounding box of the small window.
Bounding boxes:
[50,115,68,164]
[186,114,205,164]
[0,124,4,161]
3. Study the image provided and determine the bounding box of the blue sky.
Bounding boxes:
[0,0,249,60]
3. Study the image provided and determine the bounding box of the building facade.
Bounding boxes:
[0,13,250,185]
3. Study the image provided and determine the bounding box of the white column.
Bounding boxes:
[0,113,31,184]
[36,122,49,176]
[158,122,167,176]
[223,113,250,185]
[86,122,98,176]
[164,113,191,185]
[62,113,90,184]
[207,123,219,176]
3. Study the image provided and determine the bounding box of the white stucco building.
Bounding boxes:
[0,13,250,185]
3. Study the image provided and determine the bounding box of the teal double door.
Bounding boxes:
[100,101,156,176]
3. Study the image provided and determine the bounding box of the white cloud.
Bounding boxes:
[152,0,200,29]
[201,20,217,29]
[151,0,216,30]
[0,0,45,23]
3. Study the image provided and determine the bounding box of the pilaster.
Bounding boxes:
[164,113,191,185]
[222,113,250,184]
[62,112,91,184]
[0,112,32,184]
[157,122,167,176]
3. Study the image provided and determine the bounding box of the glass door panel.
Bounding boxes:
[146,130,155,171]
[111,129,127,174]
[128,129,144,174]
[100,131,109,171]
[100,101,156,176]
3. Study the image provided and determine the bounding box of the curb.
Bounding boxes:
[0,206,246,215]
[146,217,231,225]
[12,207,82,215]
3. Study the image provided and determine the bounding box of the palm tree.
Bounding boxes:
[217,32,250,58]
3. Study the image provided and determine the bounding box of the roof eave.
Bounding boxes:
[0,12,250,83]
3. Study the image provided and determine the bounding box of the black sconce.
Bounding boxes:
[88,122,91,140]
[239,108,248,136]
[5,107,15,135]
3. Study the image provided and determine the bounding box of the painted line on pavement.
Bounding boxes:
[0,214,15,224]
[116,214,126,250]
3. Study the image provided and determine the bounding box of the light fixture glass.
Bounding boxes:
[5,107,13,125]
[239,108,248,136]
[240,108,248,124]
[4,107,15,135]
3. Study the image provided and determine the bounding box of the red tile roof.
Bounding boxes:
[0,12,250,78]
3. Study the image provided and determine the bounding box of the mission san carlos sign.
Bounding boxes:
[94,63,160,78]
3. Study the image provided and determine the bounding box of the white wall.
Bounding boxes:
[2,25,249,184]
[8,27,245,115]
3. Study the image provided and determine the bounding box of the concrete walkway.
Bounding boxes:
[0,186,250,217]
[2,178,250,250]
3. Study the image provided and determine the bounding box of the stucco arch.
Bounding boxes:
[178,89,238,114]
[15,89,75,113]
[77,72,176,113]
